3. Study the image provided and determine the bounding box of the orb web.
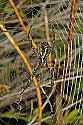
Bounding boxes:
[0,0,83,125]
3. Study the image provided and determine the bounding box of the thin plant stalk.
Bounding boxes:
[0,24,42,125]
[43,6,53,70]
[43,6,50,45]
[63,0,78,87]
[55,0,78,125]
[8,0,37,49]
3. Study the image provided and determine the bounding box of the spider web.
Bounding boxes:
[0,0,83,125]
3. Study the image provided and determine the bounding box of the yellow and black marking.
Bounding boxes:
[37,41,51,66]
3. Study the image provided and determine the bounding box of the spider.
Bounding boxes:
[32,41,51,76]
[37,41,51,67]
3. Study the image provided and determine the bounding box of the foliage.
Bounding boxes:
[0,0,83,125]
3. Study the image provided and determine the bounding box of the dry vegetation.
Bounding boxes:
[0,0,83,125]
